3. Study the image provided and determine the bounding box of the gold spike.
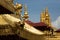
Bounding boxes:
[45,7,51,26]
[24,4,28,14]
[40,11,45,22]
[23,5,29,20]
[45,7,48,12]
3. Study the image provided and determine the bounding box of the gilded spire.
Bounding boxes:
[24,4,28,14]
[40,7,51,26]
[45,7,49,16]
[45,7,51,26]
[23,5,29,20]
[40,11,45,22]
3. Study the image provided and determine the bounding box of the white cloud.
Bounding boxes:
[52,16,60,29]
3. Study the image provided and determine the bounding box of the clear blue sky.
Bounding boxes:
[14,0,60,22]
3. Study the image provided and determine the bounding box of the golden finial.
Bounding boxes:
[40,7,51,26]
[23,4,29,20]
[24,4,28,15]
[45,7,48,13]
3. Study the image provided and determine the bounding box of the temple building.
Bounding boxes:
[0,0,22,34]
[0,0,15,14]
[40,7,51,26]
[26,7,53,32]
[0,0,58,40]
[0,0,28,40]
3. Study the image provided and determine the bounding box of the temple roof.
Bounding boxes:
[25,20,34,26]
[55,29,60,32]
[0,0,15,13]
[33,22,47,27]
[0,15,8,25]
[0,15,15,35]
[25,20,47,27]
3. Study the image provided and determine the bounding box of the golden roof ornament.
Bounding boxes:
[40,7,51,26]
[15,3,22,18]
[23,5,29,20]
[45,7,49,16]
